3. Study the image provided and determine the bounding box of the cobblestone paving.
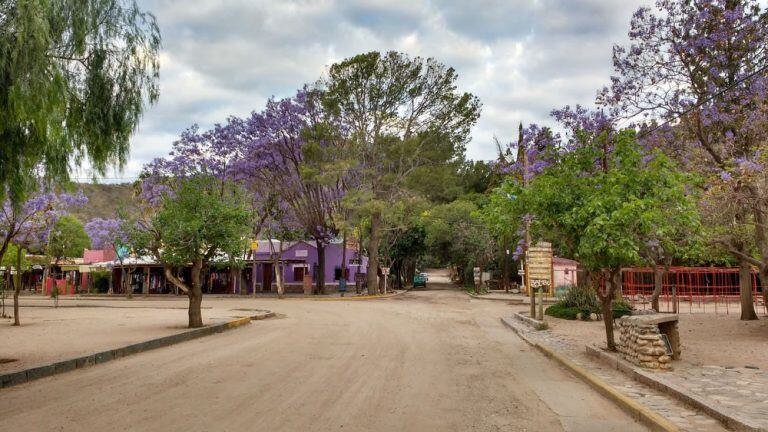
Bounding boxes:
[506,317,728,432]
[671,364,768,426]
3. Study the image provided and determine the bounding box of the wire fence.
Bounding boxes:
[621,266,767,315]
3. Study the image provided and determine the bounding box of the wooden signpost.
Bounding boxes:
[525,241,554,296]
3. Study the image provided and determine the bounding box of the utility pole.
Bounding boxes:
[519,123,536,318]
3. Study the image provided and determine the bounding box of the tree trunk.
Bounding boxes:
[366,211,381,295]
[13,274,20,326]
[251,250,257,297]
[315,240,326,295]
[739,257,758,320]
[597,269,618,351]
[123,265,132,299]
[760,265,768,315]
[15,247,22,293]
[502,246,510,293]
[651,263,663,312]
[276,241,284,299]
[341,230,347,287]
[188,259,204,328]
[229,265,239,295]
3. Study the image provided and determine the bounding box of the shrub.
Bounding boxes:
[546,299,634,321]
[612,300,633,318]
[545,303,580,320]
[559,284,601,314]
[91,270,111,293]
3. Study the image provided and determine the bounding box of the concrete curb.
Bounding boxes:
[512,311,546,328]
[294,290,409,301]
[586,345,765,432]
[0,311,274,391]
[466,293,525,303]
[501,317,680,432]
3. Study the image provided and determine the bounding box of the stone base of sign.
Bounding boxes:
[617,314,680,370]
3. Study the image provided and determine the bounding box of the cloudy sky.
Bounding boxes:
[81,0,651,181]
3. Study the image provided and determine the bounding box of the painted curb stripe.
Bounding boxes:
[501,317,680,432]
[585,345,766,432]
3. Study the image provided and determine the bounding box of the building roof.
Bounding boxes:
[553,257,579,266]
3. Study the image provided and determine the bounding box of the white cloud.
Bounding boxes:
[114,0,651,181]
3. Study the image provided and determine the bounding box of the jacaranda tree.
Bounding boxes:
[0,189,87,325]
[85,217,132,296]
[601,0,768,319]
[234,90,343,294]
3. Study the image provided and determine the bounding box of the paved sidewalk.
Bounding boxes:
[503,316,728,432]
[671,364,768,426]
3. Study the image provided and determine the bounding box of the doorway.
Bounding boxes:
[262,264,273,292]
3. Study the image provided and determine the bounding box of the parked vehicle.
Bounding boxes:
[413,273,428,288]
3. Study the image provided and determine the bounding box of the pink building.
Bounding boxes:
[553,257,579,289]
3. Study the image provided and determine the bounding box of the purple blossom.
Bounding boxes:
[1,189,88,253]
[85,218,128,251]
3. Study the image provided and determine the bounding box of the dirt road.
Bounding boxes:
[0,289,645,431]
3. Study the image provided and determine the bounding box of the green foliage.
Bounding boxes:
[558,284,601,314]
[0,243,29,270]
[0,0,160,204]
[545,299,634,321]
[320,51,482,284]
[91,270,111,293]
[148,176,251,268]
[516,130,700,273]
[544,304,581,320]
[612,300,633,319]
[422,200,495,278]
[46,215,91,260]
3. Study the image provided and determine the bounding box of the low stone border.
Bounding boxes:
[0,310,274,390]
[586,345,764,432]
[466,293,525,303]
[512,311,546,328]
[501,317,680,432]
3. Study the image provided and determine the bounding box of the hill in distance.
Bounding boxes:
[69,183,139,222]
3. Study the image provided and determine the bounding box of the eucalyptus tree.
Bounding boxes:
[320,51,481,294]
[601,0,768,319]
[0,0,160,204]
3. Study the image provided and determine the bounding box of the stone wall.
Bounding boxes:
[616,314,679,370]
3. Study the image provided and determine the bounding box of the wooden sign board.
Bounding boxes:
[525,242,554,295]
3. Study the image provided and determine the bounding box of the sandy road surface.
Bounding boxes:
[0,290,645,432]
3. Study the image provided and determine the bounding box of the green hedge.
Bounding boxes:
[544,303,582,320]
